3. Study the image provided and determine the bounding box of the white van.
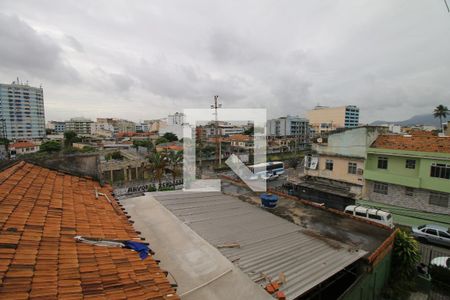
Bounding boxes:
[344,205,394,228]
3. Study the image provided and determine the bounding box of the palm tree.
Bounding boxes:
[149,151,167,189]
[166,151,183,188]
[433,104,448,133]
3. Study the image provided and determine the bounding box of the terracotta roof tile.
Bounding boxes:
[371,134,450,153]
[0,162,179,299]
[10,142,37,149]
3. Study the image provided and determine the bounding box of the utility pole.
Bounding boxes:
[0,119,9,159]
[211,95,222,167]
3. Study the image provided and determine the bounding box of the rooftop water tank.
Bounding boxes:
[260,193,279,208]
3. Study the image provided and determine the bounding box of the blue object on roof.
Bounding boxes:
[260,193,279,208]
[123,241,150,260]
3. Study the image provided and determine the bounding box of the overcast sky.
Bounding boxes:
[0,0,449,123]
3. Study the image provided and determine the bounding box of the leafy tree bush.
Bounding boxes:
[288,158,300,169]
[147,185,157,192]
[162,132,178,142]
[155,137,169,145]
[40,141,62,153]
[133,140,154,152]
[64,131,81,148]
[81,146,96,153]
[384,230,421,299]
[105,151,124,161]
[244,126,254,135]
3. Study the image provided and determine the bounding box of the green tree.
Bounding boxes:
[0,138,9,146]
[64,131,80,148]
[149,151,167,189]
[162,132,178,142]
[111,151,123,160]
[244,126,254,136]
[386,230,421,299]
[40,140,62,153]
[288,157,300,169]
[433,104,448,133]
[133,140,154,153]
[105,151,123,161]
[155,137,169,145]
[166,151,183,188]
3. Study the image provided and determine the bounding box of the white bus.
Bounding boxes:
[248,161,285,180]
[344,205,394,228]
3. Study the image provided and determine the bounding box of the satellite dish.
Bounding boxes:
[317,138,323,143]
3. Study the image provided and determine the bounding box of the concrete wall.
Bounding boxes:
[25,153,100,179]
[314,127,384,159]
[365,180,450,215]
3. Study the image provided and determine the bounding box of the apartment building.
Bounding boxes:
[0,80,45,140]
[302,127,386,206]
[307,105,359,134]
[135,123,150,132]
[364,134,450,214]
[267,115,309,150]
[46,121,66,133]
[65,117,93,135]
[159,112,185,139]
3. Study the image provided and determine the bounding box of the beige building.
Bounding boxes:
[307,105,359,134]
[303,126,387,199]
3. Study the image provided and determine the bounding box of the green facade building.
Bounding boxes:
[364,134,450,215]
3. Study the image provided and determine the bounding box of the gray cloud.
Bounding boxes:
[65,35,84,52]
[0,0,449,122]
[0,13,79,83]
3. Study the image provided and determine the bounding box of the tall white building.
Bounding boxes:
[0,80,45,140]
[159,112,186,139]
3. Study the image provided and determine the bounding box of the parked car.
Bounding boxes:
[344,205,394,228]
[430,257,450,269]
[263,174,279,181]
[412,224,450,247]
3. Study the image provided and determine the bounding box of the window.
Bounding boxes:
[429,192,449,208]
[374,182,388,195]
[368,214,382,220]
[377,157,388,169]
[355,211,367,217]
[438,231,450,239]
[405,187,414,197]
[430,163,450,179]
[348,162,357,174]
[325,160,333,171]
[405,159,416,169]
[424,229,438,236]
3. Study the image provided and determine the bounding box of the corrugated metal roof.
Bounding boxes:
[152,191,367,300]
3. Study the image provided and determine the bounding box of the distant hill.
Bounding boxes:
[371,114,445,127]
